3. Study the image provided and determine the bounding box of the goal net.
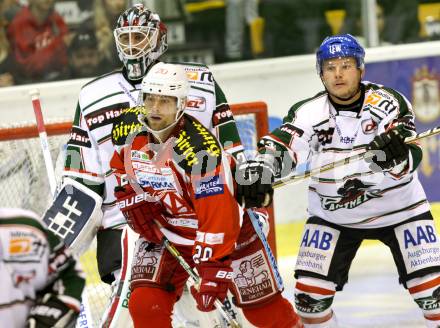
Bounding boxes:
[0,101,274,327]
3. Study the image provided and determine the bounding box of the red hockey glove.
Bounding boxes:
[190,262,233,312]
[115,184,163,244]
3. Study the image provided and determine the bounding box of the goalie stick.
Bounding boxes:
[29,89,126,328]
[273,125,440,189]
[152,220,242,328]
[29,89,57,195]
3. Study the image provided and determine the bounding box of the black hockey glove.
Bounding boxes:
[365,128,409,171]
[235,155,275,208]
[26,294,79,328]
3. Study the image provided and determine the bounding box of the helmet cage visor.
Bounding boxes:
[114,25,159,60]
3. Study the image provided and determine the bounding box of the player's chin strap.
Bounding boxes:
[246,209,284,291]
[151,220,242,328]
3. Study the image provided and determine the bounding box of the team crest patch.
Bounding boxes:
[412,66,440,123]
[194,175,224,199]
[233,251,276,304]
[132,241,163,282]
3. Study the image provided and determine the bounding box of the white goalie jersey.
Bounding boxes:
[261,81,429,228]
[62,63,244,230]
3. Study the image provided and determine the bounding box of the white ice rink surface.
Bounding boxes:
[279,244,426,328]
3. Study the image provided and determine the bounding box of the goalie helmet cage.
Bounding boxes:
[0,101,276,327]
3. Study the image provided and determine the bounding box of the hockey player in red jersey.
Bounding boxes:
[42,4,248,326]
[110,62,302,328]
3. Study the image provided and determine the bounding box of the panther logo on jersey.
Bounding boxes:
[295,293,334,314]
[319,179,382,211]
[315,127,335,146]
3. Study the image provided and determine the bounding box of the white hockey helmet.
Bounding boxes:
[141,62,189,113]
[139,62,189,136]
[114,4,168,80]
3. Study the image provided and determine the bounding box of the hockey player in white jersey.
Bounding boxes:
[41,3,246,327]
[0,208,85,328]
[236,34,440,327]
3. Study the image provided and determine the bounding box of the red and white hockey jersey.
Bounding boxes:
[63,63,244,230]
[110,115,243,263]
[260,81,429,228]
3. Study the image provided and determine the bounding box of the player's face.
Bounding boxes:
[117,29,158,57]
[143,94,178,131]
[321,57,364,103]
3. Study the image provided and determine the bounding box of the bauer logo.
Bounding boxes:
[194,175,224,199]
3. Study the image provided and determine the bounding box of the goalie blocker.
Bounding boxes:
[42,178,103,255]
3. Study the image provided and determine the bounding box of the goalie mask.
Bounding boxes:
[139,62,189,138]
[316,34,365,75]
[114,4,168,80]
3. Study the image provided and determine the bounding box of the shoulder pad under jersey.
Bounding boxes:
[173,115,222,175]
[112,106,145,146]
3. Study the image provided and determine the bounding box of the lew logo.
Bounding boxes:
[329,44,341,54]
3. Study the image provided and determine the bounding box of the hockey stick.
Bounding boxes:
[246,209,283,290]
[273,125,440,189]
[152,221,242,328]
[29,89,57,195]
[29,90,99,327]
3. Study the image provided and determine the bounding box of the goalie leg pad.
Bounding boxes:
[407,272,440,327]
[42,178,103,255]
[97,229,123,283]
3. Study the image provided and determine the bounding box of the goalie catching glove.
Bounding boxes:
[366,128,410,171]
[235,154,276,208]
[26,294,79,328]
[190,262,233,312]
[115,184,164,244]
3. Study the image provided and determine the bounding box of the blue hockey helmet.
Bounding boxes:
[316,34,365,75]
